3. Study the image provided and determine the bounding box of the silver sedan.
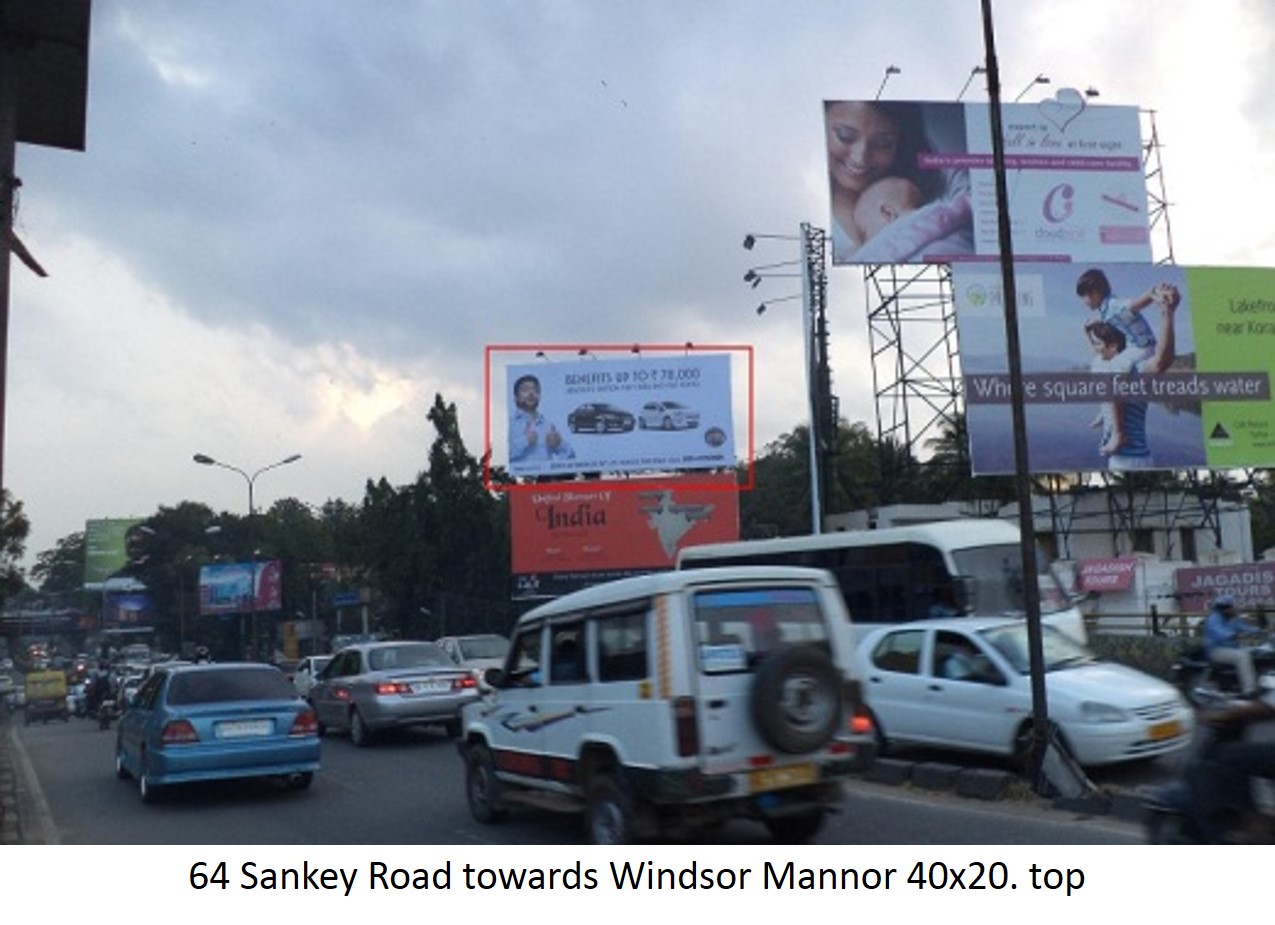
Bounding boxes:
[309,641,479,746]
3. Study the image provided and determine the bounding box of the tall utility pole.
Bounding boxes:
[980,0,1050,791]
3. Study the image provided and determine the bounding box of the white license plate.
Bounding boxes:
[410,680,451,695]
[216,719,273,739]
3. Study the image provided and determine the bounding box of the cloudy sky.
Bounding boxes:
[7,0,1274,566]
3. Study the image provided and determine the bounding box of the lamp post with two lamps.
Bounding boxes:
[193,452,302,660]
[135,523,221,656]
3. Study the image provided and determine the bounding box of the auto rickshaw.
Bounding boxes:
[23,669,69,724]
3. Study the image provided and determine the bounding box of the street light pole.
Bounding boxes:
[980,0,1050,792]
[193,452,302,660]
[178,557,185,655]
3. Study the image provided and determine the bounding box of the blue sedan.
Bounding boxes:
[115,662,321,803]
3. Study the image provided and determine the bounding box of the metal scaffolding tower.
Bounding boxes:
[859,109,1234,549]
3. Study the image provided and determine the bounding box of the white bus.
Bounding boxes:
[676,519,1086,643]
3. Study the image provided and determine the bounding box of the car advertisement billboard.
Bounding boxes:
[954,263,1275,474]
[824,96,1149,265]
[510,473,740,599]
[504,354,736,478]
[198,560,284,615]
[83,517,145,586]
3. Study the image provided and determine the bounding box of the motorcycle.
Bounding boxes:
[1172,637,1275,707]
[96,697,118,731]
[1144,695,1275,843]
[69,681,89,718]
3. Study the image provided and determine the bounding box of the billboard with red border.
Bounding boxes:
[511,473,739,599]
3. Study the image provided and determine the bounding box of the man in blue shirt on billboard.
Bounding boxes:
[509,374,574,463]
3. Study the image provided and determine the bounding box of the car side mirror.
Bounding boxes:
[483,667,506,690]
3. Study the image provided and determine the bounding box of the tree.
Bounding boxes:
[29,531,85,595]
[356,394,513,639]
[917,412,1019,505]
[738,419,923,536]
[0,489,29,601]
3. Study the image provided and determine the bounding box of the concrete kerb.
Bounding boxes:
[856,755,1098,809]
[954,766,1017,801]
[911,761,964,791]
[0,718,20,845]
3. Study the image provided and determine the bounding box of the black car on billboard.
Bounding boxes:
[567,403,635,434]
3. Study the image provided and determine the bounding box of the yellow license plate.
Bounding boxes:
[750,763,818,793]
[1148,720,1183,742]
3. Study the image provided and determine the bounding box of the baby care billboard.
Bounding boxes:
[954,263,1275,474]
[824,95,1149,266]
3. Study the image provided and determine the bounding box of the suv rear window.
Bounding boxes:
[692,587,828,673]
[166,667,296,705]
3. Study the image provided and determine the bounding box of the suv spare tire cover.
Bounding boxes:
[751,646,842,754]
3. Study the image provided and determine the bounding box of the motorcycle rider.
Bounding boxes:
[1203,594,1259,696]
[84,663,112,716]
[1191,689,1275,842]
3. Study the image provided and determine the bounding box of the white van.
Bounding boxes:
[459,565,876,844]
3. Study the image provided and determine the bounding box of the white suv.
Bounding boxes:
[458,566,875,844]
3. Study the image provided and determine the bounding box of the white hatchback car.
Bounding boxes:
[293,655,332,699]
[436,635,509,673]
[638,400,699,430]
[459,566,876,844]
[857,617,1194,767]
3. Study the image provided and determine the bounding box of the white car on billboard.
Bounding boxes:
[638,400,699,431]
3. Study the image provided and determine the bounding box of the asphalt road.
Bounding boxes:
[9,716,1148,845]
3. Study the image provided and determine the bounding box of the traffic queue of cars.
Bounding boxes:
[56,566,1195,841]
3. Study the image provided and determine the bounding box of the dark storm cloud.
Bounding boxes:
[20,1,974,373]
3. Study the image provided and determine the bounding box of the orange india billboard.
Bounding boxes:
[510,474,739,599]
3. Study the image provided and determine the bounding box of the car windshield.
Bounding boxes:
[458,637,509,660]
[167,667,295,705]
[951,543,1070,615]
[977,624,1095,675]
[367,643,450,672]
[692,586,829,673]
[308,657,331,673]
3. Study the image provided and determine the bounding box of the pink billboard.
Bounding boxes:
[824,95,1149,265]
[1174,562,1275,612]
[1076,557,1137,592]
[198,560,284,615]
